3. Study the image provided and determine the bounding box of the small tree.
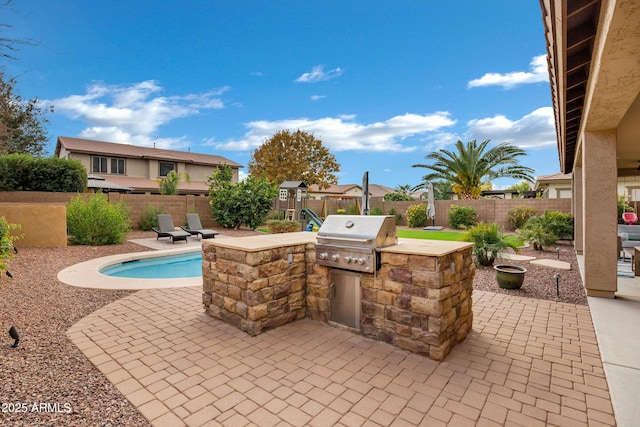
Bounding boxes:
[506,205,539,230]
[159,170,191,195]
[208,165,277,229]
[248,129,340,189]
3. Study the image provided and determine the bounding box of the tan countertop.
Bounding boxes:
[204,232,473,257]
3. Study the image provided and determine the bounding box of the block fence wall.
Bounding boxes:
[0,192,571,231]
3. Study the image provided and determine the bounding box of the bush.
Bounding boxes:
[383,192,412,201]
[517,210,573,250]
[138,205,165,231]
[336,208,346,215]
[66,192,131,245]
[448,205,477,229]
[0,216,20,271]
[506,206,539,230]
[389,207,402,224]
[406,204,427,228]
[208,165,277,229]
[462,222,519,266]
[370,207,384,215]
[267,220,300,233]
[0,154,87,192]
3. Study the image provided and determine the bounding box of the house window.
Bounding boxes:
[159,161,175,177]
[110,158,125,175]
[92,156,107,173]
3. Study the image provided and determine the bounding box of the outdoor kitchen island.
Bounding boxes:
[201,217,475,361]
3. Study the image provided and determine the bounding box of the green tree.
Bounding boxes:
[384,192,412,201]
[508,180,532,198]
[0,72,53,156]
[248,129,340,189]
[412,140,534,199]
[158,170,191,195]
[395,184,412,194]
[208,165,277,229]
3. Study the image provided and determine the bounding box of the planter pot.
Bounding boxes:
[494,264,527,289]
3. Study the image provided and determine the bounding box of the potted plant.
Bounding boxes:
[494,264,527,289]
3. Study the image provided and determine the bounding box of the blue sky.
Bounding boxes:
[5,1,556,189]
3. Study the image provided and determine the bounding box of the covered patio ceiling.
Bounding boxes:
[541,0,640,176]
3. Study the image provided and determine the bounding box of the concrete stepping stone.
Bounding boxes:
[530,259,571,270]
[498,253,536,261]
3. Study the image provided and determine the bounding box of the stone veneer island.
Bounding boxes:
[202,232,475,361]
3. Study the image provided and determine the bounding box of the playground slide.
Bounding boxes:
[301,208,323,228]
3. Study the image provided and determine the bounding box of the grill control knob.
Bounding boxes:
[318,253,328,260]
[331,254,339,262]
[356,258,365,265]
[344,256,352,263]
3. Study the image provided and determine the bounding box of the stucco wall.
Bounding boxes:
[0,203,67,247]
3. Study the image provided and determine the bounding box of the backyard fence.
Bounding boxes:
[0,192,571,231]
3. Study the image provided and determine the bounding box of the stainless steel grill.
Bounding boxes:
[315,215,398,273]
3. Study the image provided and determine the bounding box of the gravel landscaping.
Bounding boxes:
[0,229,587,426]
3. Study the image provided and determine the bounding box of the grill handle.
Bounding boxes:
[317,236,372,244]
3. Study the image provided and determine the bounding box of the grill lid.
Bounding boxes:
[316,215,397,249]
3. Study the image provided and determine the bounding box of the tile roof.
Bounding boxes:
[94,174,210,193]
[535,172,572,181]
[56,136,242,168]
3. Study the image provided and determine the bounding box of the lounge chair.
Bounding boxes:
[155,214,191,243]
[181,213,220,239]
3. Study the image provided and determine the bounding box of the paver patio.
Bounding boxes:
[66,285,615,427]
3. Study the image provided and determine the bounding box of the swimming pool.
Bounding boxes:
[101,252,203,279]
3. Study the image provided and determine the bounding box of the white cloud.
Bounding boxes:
[466,106,556,149]
[295,65,343,83]
[205,112,456,153]
[310,95,326,101]
[467,55,548,89]
[49,80,228,148]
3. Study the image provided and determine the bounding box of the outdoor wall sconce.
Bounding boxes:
[8,326,19,348]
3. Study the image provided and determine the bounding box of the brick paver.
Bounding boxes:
[67,287,615,426]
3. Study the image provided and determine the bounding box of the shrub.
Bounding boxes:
[138,205,164,231]
[389,207,402,224]
[406,204,427,228]
[208,165,277,229]
[383,192,412,201]
[267,220,300,233]
[0,154,87,192]
[336,208,346,215]
[462,222,519,266]
[0,216,20,271]
[370,207,384,215]
[506,206,539,230]
[66,192,131,245]
[448,205,477,229]
[517,210,572,250]
[542,211,574,240]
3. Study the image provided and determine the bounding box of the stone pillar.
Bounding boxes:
[582,130,617,297]
[573,166,584,254]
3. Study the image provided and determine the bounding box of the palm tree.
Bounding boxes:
[412,140,534,199]
[159,170,191,195]
[395,184,412,195]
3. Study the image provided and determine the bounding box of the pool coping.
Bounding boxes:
[58,246,203,290]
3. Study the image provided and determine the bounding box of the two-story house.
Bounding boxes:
[55,136,242,195]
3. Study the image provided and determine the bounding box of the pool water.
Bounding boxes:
[101,253,203,279]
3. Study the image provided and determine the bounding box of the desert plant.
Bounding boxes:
[159,170,191,195]
[517,211,564,250]
[383,192,412,201]
[448,205,477,229]
[542,211,574,240]
[138,205,165,231]
[0,216,20,272]
[406,204,428,228]
[506,205,539,230]
[267,220,301,233]
[66,192,131,245]
[461,222,519,266]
